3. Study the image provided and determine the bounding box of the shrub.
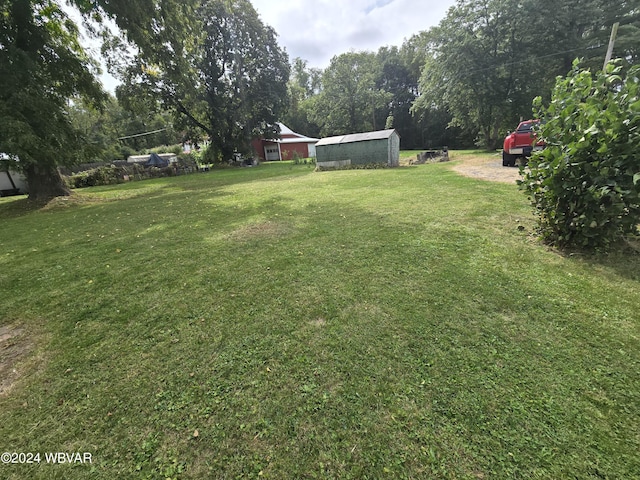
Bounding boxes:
[147,144,182,156]
[519,60,640,250]
[69,165,129,188]
[176,154,199,173]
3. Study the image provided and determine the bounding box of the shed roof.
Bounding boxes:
[315,129,398,147]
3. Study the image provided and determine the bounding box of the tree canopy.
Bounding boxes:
[310,51,391,137]
[103,0,289,162]
[0,0,106,200]
[412,0,640,149]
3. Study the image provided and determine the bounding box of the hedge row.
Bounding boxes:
[65,156,199,189]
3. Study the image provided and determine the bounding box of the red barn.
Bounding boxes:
[252,123,319,161]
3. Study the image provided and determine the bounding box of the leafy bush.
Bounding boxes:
[176,154,199,172]
[66,157,199,189]
[519,60,640,250]
[69,165,129,188]
[147,144,183,156]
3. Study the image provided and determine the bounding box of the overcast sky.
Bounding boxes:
[251,0,456,69]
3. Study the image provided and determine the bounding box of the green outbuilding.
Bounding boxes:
[315,129,400,169]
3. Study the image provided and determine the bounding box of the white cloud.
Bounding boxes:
[251,0,456,68]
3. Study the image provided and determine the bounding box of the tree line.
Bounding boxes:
[1,0,638,200]
[289,0,639,150]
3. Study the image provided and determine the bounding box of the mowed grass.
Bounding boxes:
[0,157,639,479]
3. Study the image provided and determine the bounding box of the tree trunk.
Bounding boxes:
[24,163,71,202]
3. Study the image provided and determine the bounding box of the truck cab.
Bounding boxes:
[502,120,544,166]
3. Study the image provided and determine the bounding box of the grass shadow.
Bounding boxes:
[0,196,47,219]
[561,240,640,282]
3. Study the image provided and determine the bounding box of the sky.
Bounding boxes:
[251,0,456,69]
[95,0,457,91]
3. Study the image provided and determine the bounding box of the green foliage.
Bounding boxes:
[315,162,391,172]
[0,0,106,199]
[283,57,322,138]
[519,60,640,249]
[69,96,182,161]
[312,51,392,136]
[413,0,639,150]
[147,144,183,156]
[67,155,198,189]
[68,164,130,188]
[292,156,315,166]
[107,0,289,162]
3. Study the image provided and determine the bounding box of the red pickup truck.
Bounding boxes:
[502,120,544,166]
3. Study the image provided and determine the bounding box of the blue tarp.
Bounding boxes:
[145,153,169,168]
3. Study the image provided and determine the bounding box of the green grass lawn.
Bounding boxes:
[1,157,638,479]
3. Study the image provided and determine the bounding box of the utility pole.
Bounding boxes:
[603,22,620,71]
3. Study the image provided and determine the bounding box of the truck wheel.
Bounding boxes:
[502,151,516,167]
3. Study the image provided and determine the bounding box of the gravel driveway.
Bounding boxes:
[450,153,522,184]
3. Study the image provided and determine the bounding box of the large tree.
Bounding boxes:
[376,45,430,148]
[103,0,289,162]
[0,0,106,200]
[312,51,391,137]
[412,0,538,150]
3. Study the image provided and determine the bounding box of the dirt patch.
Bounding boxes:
[450,153,522,184]
[309,317,326,328]
[227,220,292,243]
[0,324,33,396]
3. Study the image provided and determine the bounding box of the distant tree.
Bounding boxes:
[283,57,322,137]
[399,32,466,149]
[312,51,391,136]
[69,96,181,160]
[376,46,422,148]
[530,0,640,74]
[400,31,432,86]
[290,57,322,98]
[413,0,538,150]
[0,0,106,200]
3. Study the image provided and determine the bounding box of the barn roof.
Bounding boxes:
[262,123,319,143]
[277,123,296,136]
[315,129,398,147]
[278,136,319,144]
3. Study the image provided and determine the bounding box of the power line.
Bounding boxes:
[118,128,168,141]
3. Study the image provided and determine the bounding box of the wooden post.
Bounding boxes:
[603,22,620,71]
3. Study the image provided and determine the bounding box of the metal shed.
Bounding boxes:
[315,129,400,169]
